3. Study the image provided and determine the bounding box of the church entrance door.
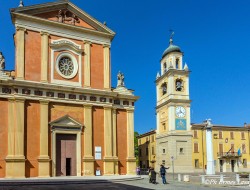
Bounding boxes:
[56,134,77,176]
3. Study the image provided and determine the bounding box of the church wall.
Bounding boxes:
[116,109,127,175]
[92,106,104,174]
[91,43,104,89]
[25,100,40,177]
[24,30,41,82]
[0,99,8,177]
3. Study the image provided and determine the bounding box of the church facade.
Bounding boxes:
[0,1,138,178]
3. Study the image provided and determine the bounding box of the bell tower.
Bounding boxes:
[155,33,193,173]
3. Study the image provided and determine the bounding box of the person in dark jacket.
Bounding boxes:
[150,167,157,184]
[160,164,169,184]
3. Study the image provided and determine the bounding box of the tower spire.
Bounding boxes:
[169,30,174,45]
[19,0,24,7]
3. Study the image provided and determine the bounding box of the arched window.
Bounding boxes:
[176,58,179,69]
[161,82,167,95]
[175,79,183,91]
[163,62,167,73]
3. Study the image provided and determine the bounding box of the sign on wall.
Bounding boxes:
[95,146,102,160]
[175,119,187,130]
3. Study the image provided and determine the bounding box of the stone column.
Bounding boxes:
[103,106,115,175]
[103,44,110,89]
[40,32,49,83]
[16,27,26,80]
[205,119,215,175]
[126,109,136,175]
[38,100,50,177]
[82,105,94,175]
[112,108,119,175]
[5,98,26,178]
[84,41,91,87]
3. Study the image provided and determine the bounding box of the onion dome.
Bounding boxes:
[162,35,181,58]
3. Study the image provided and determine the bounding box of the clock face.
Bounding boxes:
[176,106,186,118]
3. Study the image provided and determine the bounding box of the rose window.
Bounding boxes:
[58,57,74,76]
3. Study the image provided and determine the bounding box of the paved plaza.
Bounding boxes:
[0,174,250,190]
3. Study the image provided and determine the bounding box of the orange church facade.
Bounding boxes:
[0,1,138,178]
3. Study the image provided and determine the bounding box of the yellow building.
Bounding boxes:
[192,124,250,173]
[137,130,156,169]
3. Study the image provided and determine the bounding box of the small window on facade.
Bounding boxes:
[175,79,183,91]
[163,123,166,131]
[195,159,199,168]
[161,82,167,95]
[241,132,245,139]
[151,135,154,142]
[219,131,223,139]
[242,144,246,154]
[194,143,198,153]
[194,130,198,138]
[162,160,165,165]
[231,144,234,153]
[219,144,223,153]
[152,147,155,155]
[176,58,179,69]
[180,148,184,154]
[243,159,247,168]
[163,149,165,154]
[146,137,149,142]
[230,132,234,139]
[146,148,148,156]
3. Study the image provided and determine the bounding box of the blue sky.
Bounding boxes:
[1,0,250,134]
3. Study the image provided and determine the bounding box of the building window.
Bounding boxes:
[193,130,198,138]
[219,131,223,139]
[194,143,198,153]
[231,144,234,153]
[163,149,165,154]
[175,79,183,91]
[151,135,154,142]
[243,159,247,168]
[146,137,149,142]
[163,123,166,131]
[161,82,167,95]
[230,132,234,139]
[163,62,167,73]
[195,159,199,168]
[242,144,246,154]
[176,58,179,69]
[241,132,245,139]
[180,148,184,154]
[219,144,223,153]
[138,139,141,145]
[146,148,148,156]
[152,147,155,155]
[162,160,165,165]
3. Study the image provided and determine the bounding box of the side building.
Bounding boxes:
[192,124,250,173]
[0,1,138,178]
[137,130,156,169]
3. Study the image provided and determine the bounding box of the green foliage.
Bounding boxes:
[134,131,139,164]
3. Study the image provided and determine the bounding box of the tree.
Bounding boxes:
[134,131,139,164]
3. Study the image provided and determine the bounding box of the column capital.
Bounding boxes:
[40,31,50,36]
[84,40,92,45]
[83,104,93,109]
[16,26,26,32]
[103,44,110,48]
[126,108,134,113]
[103,105,112,110]
[8,97,25,103]
[39,99,50,105]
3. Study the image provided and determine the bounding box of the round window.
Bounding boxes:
[56,53,78,79]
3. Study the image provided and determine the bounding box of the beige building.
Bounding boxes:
[137,130,156,169]
[155,35,193,173]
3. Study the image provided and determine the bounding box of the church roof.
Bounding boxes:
[162,37,181,58]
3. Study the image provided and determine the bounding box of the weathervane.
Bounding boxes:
[19,0,24,7]
[169,29,174,44]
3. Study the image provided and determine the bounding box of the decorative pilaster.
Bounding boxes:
[103,106,115,175]
[5,98,26,178]
[40,32,49,83]
[103,44,110,89]
[16,27,26,80]
[38,100,50,177]
[112,108,119,175]
[82,105,94,175]
[126,109,136,175]
[84,41,91,87]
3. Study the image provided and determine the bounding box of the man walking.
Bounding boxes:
[160,164,169,184]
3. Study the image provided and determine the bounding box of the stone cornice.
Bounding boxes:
[155,69,190,84]
[156,98,191,110]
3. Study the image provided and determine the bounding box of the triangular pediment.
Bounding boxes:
[10,1,115,37]
[50,114,82,128]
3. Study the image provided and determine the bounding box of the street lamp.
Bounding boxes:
[204,119,215,175]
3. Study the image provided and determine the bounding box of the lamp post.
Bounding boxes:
[204,119,215,175]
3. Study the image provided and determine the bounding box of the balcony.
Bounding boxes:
[217,152,242,158]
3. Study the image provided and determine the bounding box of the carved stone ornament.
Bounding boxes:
[0,52,5,71]
[117,71,125,87]
[57,9,80,25]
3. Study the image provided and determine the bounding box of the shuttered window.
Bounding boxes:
[194,143,198,153]
[230,132,234,139]
[194,130,198,138]
[219,131,223,139]
[219,144,223,153]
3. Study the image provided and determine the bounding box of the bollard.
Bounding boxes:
[219,174,223,183]
[178,174,182,182]
[201,175,205,184]
[236,174,240,184]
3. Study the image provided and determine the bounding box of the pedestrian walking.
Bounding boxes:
[150,167,157,184]
[160,164,169,184]
[136,166,140,175]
